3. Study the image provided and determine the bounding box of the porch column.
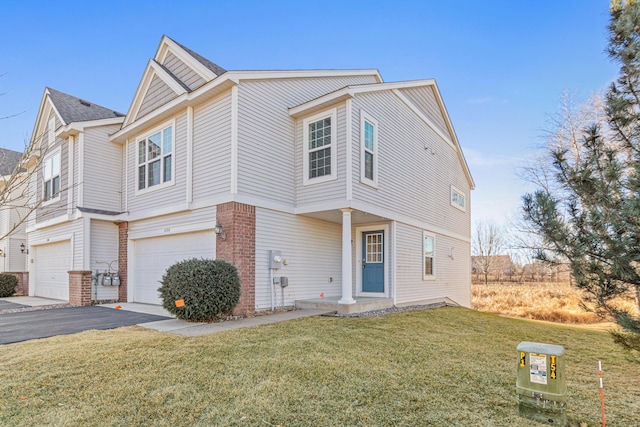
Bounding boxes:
[339,209,356,305]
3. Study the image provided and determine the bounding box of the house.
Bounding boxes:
[0,147,29,293]
[25,88,124,303]
[24,35,474,313]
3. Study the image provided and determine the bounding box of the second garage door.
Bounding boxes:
[131,231,216,305]
[33,240,72,301]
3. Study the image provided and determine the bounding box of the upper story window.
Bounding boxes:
[303,108,337,185]
[137,124,174,191]
[360,111,378,187]
[48,117,56,146]
[451,185,466,211]
[43,151,61,202]
[423,231,435,280]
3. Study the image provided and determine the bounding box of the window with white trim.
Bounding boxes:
[423,231,435,279]
[451,185,466,211]
[137,124,174,191]
[360,111,378,187]
[43,151,61,201]
[303,108,337,185]
[48,117,56,146]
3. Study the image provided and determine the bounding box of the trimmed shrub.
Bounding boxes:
[159,258,241,322]
[0,274,18,298]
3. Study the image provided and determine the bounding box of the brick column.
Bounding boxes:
[68,270,93,306]
[215,202,256,316]
[4,272,28,296]
[118,222,128,302]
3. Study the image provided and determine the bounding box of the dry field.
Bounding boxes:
[472,281,640,324]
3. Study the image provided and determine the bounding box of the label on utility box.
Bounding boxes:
[530,353,548,385]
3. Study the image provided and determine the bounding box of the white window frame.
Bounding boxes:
[302,108,337,186]
[48,116,56,146]
[451,185,466,212]
[42,149,61,205]
[135,120,176,194]
[423,231,436,280]
[360,111,379,188]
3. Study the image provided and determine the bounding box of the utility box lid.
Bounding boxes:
[517,342,564,356]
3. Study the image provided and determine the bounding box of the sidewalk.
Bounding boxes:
[1,297,332,337]
[100,302,331,336]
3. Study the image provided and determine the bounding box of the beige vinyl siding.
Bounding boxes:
[295,103,348,205]
[137,75,179,119]
[126,113,188,214]
[351,91,471,237]
[5,238,27,272]
[395,222,471,307]
[162,51,206,91]
[82,124,123,212]
[398,86,450,139]
[254,207,342,310]
[127,205,216,239]
[236,76,378,207]
[90,220,119,300]
[73,136,80,210]
[192,92,233,201]
[27,218,85,270]
[36,132,69,223]
[26,172,37,230]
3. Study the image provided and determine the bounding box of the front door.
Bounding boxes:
[362,230,384,293]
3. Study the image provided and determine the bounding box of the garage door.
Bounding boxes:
[131,231,215,305]
[34,240,72,301]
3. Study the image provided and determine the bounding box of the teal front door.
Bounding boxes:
[362,230,384,293]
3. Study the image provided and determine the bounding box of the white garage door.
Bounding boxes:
[34,240,72,301]
[131,231,215,305]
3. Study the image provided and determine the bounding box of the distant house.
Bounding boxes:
[471,255,514,283]
[23,36,475,313]
[0,148,28,293]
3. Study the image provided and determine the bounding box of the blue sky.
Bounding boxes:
[0,0,618,226]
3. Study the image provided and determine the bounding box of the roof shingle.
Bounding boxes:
[47,88,124,124]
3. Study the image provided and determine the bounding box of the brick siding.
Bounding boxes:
[68,270,92,306]
[215,202,256,315]
[118,222,128,302]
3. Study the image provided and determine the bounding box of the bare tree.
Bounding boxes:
[472,221,504,285]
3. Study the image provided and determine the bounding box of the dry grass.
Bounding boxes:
[472,281,640,324]
[0,307,639,426]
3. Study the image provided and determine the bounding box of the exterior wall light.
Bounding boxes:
[214,222,226,241]
[20,243,29,255]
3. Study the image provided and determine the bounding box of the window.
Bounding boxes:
[137,124,174,191]
[360,111,378,187]
[303,108,337,185]
[48,117,56,146]
[451,185,466,211]
[43,151,61,201]
[423,232,435,279]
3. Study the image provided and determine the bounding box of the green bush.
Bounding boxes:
[159,258,241,322]
[0,274,18,298]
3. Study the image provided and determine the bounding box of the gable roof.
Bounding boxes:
[46,87,124,124]
[0,148,23,175]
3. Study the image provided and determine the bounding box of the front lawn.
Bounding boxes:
[1,307,638,426]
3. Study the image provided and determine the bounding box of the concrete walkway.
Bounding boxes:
[1,297,332,337]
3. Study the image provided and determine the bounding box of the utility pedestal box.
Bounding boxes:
[516,342,566,426]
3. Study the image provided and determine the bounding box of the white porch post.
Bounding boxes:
[339,208,356,305]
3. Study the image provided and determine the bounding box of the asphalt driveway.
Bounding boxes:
[0,306,171,345]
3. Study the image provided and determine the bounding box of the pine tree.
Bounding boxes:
[522,0,640,351]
